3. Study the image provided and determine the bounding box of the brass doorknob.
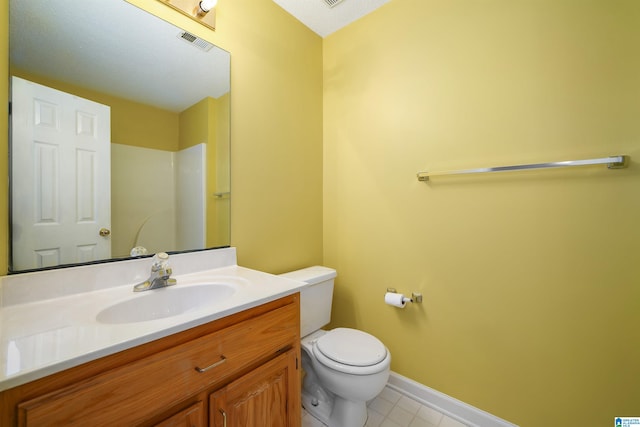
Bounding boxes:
[99,228,111,237]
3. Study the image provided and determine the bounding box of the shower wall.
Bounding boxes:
[111,143,177,258]
[111,142,207,257]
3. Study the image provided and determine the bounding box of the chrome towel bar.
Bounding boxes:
[417,155,629,182]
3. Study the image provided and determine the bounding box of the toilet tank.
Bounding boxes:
[279,266,337,337]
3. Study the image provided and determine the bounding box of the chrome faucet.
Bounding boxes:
[133,252,177,292]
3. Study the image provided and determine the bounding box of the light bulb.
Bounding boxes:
[199,0,217,13]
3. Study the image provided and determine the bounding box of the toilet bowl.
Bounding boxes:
[279,267,391,427]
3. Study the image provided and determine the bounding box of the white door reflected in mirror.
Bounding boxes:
[11,77,111,270]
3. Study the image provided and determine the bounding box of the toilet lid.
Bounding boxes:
[315,328,387,367]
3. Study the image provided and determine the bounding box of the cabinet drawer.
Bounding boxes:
[18,302,298,426]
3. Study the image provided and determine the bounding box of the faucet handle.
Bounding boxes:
[151,252,170,270]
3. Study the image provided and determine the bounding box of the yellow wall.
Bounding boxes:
[179,99,216,242]
[323,0,640,425]
[179,97,211,150]
[211,92,230,248]
[178,96,231,247]
[125,0,324,272]
[111,98,178,151]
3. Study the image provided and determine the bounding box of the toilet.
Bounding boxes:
[280,266,391,427]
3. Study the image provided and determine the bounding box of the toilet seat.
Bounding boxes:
[312,328,389,375]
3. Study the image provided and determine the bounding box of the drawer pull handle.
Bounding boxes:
[220,409,227,427]
[195,355,227,373]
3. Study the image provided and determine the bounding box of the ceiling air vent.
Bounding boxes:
[177,31,214,52]
[323,0,345,8]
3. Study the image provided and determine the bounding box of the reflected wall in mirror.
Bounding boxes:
[9,0,231,272]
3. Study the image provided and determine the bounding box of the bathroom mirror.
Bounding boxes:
[9,0,231,272]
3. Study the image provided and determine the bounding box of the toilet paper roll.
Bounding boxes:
[385,292,407,308]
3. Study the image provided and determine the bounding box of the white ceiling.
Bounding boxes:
[272,0,392,37]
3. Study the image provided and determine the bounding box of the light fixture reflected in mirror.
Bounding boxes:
[198,0,218,15]
[157,0,217,30]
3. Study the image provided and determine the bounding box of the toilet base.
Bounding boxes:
[302,389,368,427]
[328,397,367,427]
[302,389,332,425]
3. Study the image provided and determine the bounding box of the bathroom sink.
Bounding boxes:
[96,283,236,324]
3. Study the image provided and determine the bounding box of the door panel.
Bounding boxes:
[11,76,111,270]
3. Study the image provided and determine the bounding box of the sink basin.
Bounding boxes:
[96,284,236,324]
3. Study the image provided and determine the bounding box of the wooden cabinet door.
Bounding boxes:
[210,350,301,427]
[154,401,204,427]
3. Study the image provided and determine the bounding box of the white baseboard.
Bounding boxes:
[386,372,519,427]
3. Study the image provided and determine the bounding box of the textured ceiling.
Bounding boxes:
[272,0,392,37]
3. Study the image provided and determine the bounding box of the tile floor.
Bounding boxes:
[301,386,469,427]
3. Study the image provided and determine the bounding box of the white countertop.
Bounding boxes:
[0,248,305,392]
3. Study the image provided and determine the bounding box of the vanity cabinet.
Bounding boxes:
[0,294,301,427]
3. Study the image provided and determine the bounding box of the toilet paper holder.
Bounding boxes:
[386,288,423,303]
